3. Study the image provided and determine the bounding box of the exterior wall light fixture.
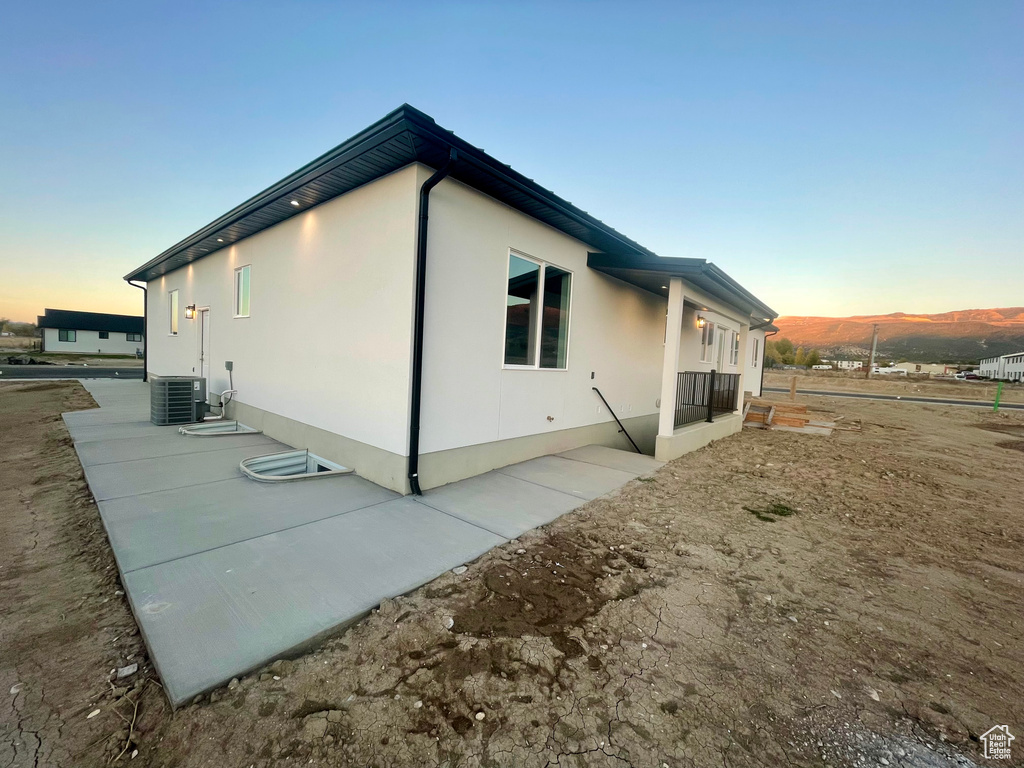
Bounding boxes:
[185,304,196,320]
[697,316,706,329]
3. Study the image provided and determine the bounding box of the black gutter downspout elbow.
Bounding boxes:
[408,148,457,495]
[127,280,148,382]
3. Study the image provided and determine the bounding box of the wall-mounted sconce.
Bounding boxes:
[697,315,706,329]
[185,304,196,320]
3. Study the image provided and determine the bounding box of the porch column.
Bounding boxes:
[658,278,685,437]
[736,322,750,413]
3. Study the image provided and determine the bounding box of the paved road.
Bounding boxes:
[763,386,1024,411]
[0,365,144,380]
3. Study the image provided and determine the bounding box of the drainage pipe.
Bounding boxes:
[408,148,457,495]
[127,280,148,382]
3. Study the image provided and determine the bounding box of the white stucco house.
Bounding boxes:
[37,308,144,356]
[125,105,777,495]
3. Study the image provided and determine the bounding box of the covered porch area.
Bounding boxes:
[587,253,777,464]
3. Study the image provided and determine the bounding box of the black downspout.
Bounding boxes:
[759,328,777,397]
[408,148,457,495]
[127,280,148,382]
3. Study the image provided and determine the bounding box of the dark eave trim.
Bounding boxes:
[587,252,777,322]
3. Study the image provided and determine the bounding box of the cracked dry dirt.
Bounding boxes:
[2,382,1022,767]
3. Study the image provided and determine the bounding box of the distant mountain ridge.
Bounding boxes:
[775,307,1024,362]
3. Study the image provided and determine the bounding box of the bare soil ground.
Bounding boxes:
[764,369,1024,404]
[3,382,1022,767]
[0,339,39,352]
[1,339,143,366]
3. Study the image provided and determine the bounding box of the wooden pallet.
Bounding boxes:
[743,399,834,436]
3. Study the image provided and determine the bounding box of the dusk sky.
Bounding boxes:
[1,1,1021,323]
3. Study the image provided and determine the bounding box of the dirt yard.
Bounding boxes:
[764,369,1024,404]
[2,382,1022,767]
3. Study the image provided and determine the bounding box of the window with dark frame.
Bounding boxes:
[59,329,77,342]
[503,253,571,369]
[127,333,143,342]
[99,331,109,339]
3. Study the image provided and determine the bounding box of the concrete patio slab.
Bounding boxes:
[557,444,664,476]
[76,431,277,467]
[99,475,399,573]
[496,455,638,499]
[64,379,653,708]
[123,497,503,706]
[417,471,582,539]
[83,442,288,501]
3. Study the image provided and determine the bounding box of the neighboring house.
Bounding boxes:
[979,356,1002,379]
[37,309,144,355]
[125,105,777,495]
[1007,354,1024,382]
[980,353,1024,382]
[823,359,863,371]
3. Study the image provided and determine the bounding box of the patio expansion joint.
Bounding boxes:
[92,474,247,502]
[78,438,275,467]
[409,496,514,540]
[119,490,404,576]
[555,453,662,475]
[492,458,631,499]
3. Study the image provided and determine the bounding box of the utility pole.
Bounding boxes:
[866,324,879,378]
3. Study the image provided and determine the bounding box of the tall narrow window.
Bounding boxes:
[169,290,179,335]
[752,338,760,367]
[504,255,540,366]
[730,331,739,365]
[700,321,715,362]
[234,265,251,317]
[503,253,572,369]
[540,265,571,369]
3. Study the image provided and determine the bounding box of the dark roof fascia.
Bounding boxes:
[406,112,660,260]
[37,308,144,334]
[124,108,416,282]
[123,104,775,325]
[587,252,777,322]
[125,104,666,283]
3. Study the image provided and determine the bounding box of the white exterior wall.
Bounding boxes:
[675,304,748,377]
[418,169,667,455]
[1005,354,1024,382]
[146,165,420,458]
[42,327,143,355]
[979,357,1003,379]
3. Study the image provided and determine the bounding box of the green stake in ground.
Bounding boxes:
[993,381,1004,412]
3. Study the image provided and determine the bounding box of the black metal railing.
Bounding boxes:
[674,370,741,429]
